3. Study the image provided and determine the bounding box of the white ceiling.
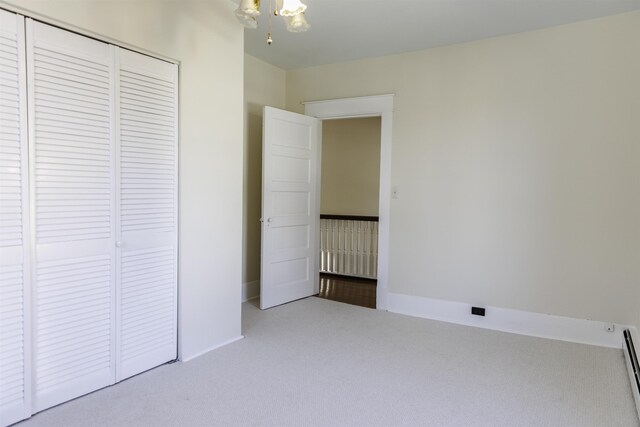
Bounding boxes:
[243,0,640,69]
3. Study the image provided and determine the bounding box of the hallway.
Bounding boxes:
[317,273,376,309]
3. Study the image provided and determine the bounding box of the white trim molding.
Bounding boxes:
[387,292,628,349]
[243,280,260,302]
[304,94,394,311]
[180,336,244,363]
[303,94,394,119]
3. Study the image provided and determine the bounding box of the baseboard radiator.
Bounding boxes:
[623,329,640,419]
[320,215,378,279]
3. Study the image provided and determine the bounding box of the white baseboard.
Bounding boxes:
[387,292,628,349]
[180,335,244,363]
[242,280,260,303]
[376,285,388,311]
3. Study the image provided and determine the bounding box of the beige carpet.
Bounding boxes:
[18,297,639,426]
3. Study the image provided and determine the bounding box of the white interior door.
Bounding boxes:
[260,106,319,309]
[0,10,30,426]
[26,19,116,412]
[115,48,178,381]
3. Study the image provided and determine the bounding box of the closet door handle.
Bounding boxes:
[115,241,123,248]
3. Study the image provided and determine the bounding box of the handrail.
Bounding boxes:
[320,214,379,222]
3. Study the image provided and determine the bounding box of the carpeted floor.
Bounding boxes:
[17,298,639,426]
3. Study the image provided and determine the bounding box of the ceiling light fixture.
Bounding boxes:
[278,0,307,17]
[285,12,310,33]
[234,0,260,29]
[237,0,261,17]
[235,12,258,29]
[235,0,310,45]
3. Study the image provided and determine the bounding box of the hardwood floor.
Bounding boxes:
[316,273,376,309]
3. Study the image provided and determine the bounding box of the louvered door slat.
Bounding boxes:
[116,49,177,381]
[27,20,116,413]
[31,23,113,249]
[0,11,29,427]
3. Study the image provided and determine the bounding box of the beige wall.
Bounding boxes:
[321,118,381,216]
[287,12,640,327]
[3,0,245,359]
[243,54,286,285]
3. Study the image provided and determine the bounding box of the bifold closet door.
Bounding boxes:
[3,15,178,420]
[26,20,116,412]
[115,49,178,381]
[0,10,30,426]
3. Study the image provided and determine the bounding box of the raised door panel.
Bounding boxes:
[115,48,178,381]
[26,20,116,412]
[0,10,30,427]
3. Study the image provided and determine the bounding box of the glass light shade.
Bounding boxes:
[237,0,261,17]
[279,0,307,17]
[235,10,258,29]
[286,12,310,32]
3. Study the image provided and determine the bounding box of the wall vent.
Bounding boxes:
[623,329,640,420]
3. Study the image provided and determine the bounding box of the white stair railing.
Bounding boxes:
[320,215,379,279]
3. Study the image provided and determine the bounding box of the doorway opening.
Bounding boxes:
[303,94,394,311]
[315,117,381,309]
[258,95,393,311]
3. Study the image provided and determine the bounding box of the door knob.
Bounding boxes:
[115,241,123,248]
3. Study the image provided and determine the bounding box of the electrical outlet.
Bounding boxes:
[604,323,615,333]
[471,306,485,317]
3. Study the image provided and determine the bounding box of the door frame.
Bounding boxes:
[303,94,394,310]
